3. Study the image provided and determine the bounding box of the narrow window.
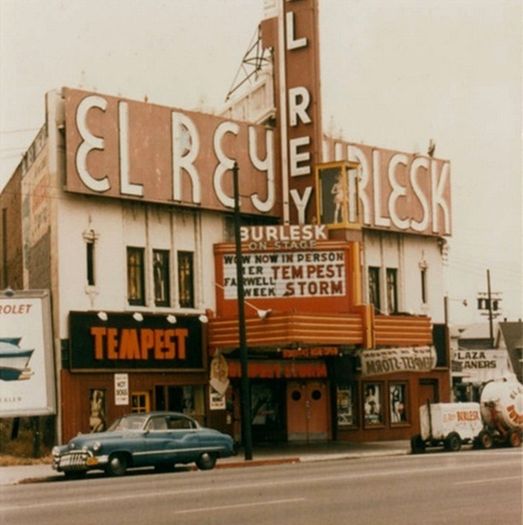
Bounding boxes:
[86,240,95,286]
[178,251,194,308]
[153,249,170,306]
[421,267,427,304]
[386,268,398,313]
[127,247,145,306]
[368,266,381,312]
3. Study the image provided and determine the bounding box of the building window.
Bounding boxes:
[131,392,150,413]
[178,251,195,308]
[368,266,381,312]
[86,241,95,286]
[127,247,145,306]
[153,249,170,306]
[421,267,427,304]
[386,268,398,313]
[337,384,357,427]
[363,383,384,427]
[389,383,408,424]
[83,229,97,287]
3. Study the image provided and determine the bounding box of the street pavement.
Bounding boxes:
[0,440,410,486]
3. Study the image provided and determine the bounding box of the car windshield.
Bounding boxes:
[107,414,148,431]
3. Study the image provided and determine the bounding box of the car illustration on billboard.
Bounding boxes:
[0,338,34,381]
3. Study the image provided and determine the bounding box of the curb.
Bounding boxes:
[7,448,410,485]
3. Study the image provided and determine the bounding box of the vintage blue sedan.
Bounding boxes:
[52,412,235,478]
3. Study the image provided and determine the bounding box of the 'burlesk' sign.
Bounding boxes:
[323,139,452,236]
[69,312,203,370]
[360,346,437,376]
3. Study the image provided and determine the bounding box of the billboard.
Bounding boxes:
[0,290,56,417]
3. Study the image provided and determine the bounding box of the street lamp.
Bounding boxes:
[232,161,253,461]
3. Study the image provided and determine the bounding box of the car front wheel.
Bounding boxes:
[196,452,217,470]
[106,453,128,476]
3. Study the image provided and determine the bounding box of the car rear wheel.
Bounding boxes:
[196,452,217,470]
[106,453,128,476]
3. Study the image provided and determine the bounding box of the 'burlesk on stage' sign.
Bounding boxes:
[360,346,437,376]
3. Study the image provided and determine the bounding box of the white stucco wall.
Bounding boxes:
[362,230,445,323]
[55,194,226,339]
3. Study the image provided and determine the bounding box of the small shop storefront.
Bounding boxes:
[60,311,208,442]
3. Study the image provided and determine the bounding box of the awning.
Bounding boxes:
[208,312,364,350]
[208,311,433,352]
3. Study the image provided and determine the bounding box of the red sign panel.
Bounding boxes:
[63,88,281,217]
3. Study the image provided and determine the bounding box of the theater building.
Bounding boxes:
[0,0,451,444]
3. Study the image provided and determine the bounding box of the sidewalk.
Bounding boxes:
[0,440,410,486]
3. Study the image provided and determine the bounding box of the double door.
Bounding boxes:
[286,381,329,442]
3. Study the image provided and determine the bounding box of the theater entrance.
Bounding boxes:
[286,380,330,442]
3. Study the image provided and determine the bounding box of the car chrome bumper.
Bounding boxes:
[53,451,109,471]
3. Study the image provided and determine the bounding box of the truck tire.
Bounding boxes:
[507,429,522,448]
[444,432,462,452]
[478,430,493,450]
[410,434,426,454]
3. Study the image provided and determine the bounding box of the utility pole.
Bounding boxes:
[487,269,494,348]
[232,161,253,461]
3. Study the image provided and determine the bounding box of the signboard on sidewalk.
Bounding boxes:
[0,290,56,417]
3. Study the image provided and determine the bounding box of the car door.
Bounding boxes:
[164,414,202,463]
[137,414,177,466]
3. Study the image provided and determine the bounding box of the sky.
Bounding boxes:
[0,0,521,324]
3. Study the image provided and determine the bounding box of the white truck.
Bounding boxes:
[411,375,523,453]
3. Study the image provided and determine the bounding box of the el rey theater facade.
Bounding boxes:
[2,0,452,444]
